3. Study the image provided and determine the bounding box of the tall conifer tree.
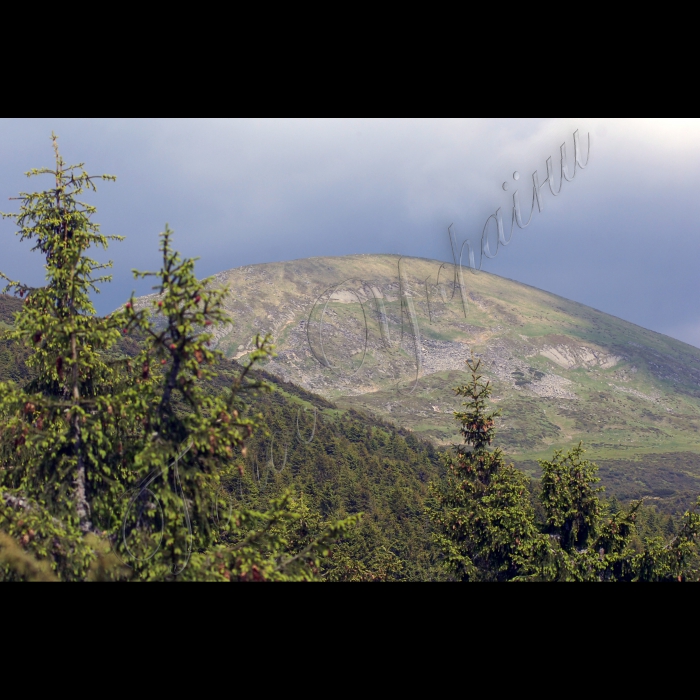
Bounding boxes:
[427,357,537,581]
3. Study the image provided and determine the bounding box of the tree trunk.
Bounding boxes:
[71,331,91,533]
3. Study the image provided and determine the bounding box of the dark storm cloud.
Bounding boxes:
[1,118,699,346]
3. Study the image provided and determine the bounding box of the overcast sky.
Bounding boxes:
[1,118,699,346]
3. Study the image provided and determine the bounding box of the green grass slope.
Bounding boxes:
[131,253,700,511]
[8,246,700,514]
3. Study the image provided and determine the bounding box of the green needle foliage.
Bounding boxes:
[535,445,700,581]
[0,135,357,581]
[539,443,601,552]
[428,357,700,581]
[427,357,537,581]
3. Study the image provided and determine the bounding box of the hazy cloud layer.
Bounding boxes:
[1,118,699,346]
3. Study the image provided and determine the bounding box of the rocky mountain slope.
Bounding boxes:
[130,253,700,508]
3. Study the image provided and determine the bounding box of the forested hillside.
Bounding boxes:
[225,368,444,580]
[0,296,32,384]
[2,292,689,580]
[115,318,446,580]
[1,292,445,579]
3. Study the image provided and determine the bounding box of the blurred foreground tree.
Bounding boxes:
[0,135,356,581]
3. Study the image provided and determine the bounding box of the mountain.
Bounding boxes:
[6,252,700,513]
[2,275,686,579]
[129,254,700,510]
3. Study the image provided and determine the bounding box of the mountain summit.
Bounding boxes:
[130,253,700,505]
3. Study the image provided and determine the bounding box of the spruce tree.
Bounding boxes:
[0,135,126,577]
[534,444,700,581]
[427,357,537,581]
[539,442,600,551]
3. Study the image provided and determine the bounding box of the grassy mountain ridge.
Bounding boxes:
[155,254,700,445]
[130,253,700,511]
[6,244,700,514]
